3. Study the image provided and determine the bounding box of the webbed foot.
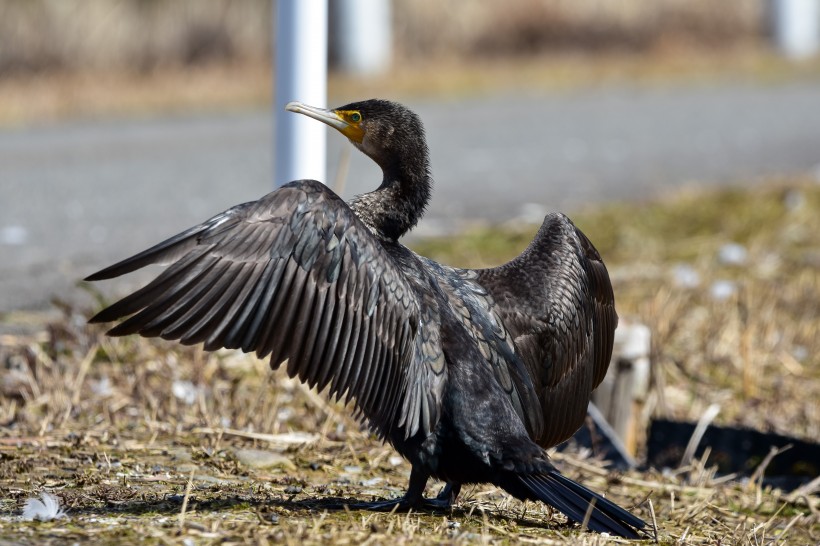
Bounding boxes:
[345,481,462,511]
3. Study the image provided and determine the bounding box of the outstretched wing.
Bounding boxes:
[473,213,617,448]
[86,180,424,439]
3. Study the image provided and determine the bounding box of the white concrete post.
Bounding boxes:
[332,0,392,76]
[591,320,652,456]
[274,0,328,187]
[772,0,820,59]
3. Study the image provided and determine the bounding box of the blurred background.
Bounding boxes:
[0,1,812,120]
[0,0,786,80]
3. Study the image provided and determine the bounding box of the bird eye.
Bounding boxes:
[350,112,361,123]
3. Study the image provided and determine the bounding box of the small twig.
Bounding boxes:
[191,427,319,446]
[59,343,99,427]
[581,496,596,533]
[750,444,793,507]
[784,474,820,504]
[311,511,328,535]
[648,498,659,544]
[775,513,806,544]
[680,403,720,468]
[759,501,788,539]
[738,285,756,399]
[749,444,792,488]
[178,467,195,529]
[553,454,713,495]
[72,343,98,405]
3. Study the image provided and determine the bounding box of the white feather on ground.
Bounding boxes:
[22,492,67,521]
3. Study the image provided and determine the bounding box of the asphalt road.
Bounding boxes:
[2,81,820,314]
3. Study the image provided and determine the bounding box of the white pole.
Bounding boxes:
[274,0,328,187]
[333,0,392,76]
[772,0,820,59]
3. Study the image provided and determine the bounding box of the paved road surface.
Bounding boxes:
[2,81,820,314]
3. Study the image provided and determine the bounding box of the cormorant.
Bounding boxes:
[86,99,647,539]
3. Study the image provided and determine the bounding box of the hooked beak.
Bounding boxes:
[285,101,364,143]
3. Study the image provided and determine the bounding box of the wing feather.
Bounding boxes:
[184,267,251,348]
[343,309,371,404]
[261,258,304,360]
[142,259,233,339]
[314,292,348,392]
[238,258,287,351]
[86,180,429,440]
[474,213,617,448]
[89,249,210,324]
[292,283,329,386]
[204,262,267,350]
[357,306,388,413]
[303,284,338,384]
[282,273,318,375]
[107,256,223,337]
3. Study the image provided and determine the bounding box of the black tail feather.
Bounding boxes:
[513,471,646,539]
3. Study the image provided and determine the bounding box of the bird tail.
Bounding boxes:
[508,470,647,539]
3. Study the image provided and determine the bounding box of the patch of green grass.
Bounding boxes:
[414,180,820,267]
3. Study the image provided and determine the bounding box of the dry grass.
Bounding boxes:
[0,60,272,128]
[0,0,763,75]
[4,1,820,130]
[1,179,819,544]
[2,47,820,128]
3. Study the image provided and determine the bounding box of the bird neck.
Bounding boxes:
[350,153,432,241]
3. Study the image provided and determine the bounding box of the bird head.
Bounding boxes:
[285,99,427,173]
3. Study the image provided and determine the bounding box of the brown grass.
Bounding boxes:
[1,180,819,544]
[2,47,820,128]
[0,0,763,75]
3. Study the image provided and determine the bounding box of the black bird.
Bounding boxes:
[86,99,646,538]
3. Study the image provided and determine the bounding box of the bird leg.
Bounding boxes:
[343,469,459,512]
[430,482,461,508]
[341,466,427,511]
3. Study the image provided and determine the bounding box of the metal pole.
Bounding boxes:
[274,0,328,187]
[333,0,392,76]
[772,0,820,59]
